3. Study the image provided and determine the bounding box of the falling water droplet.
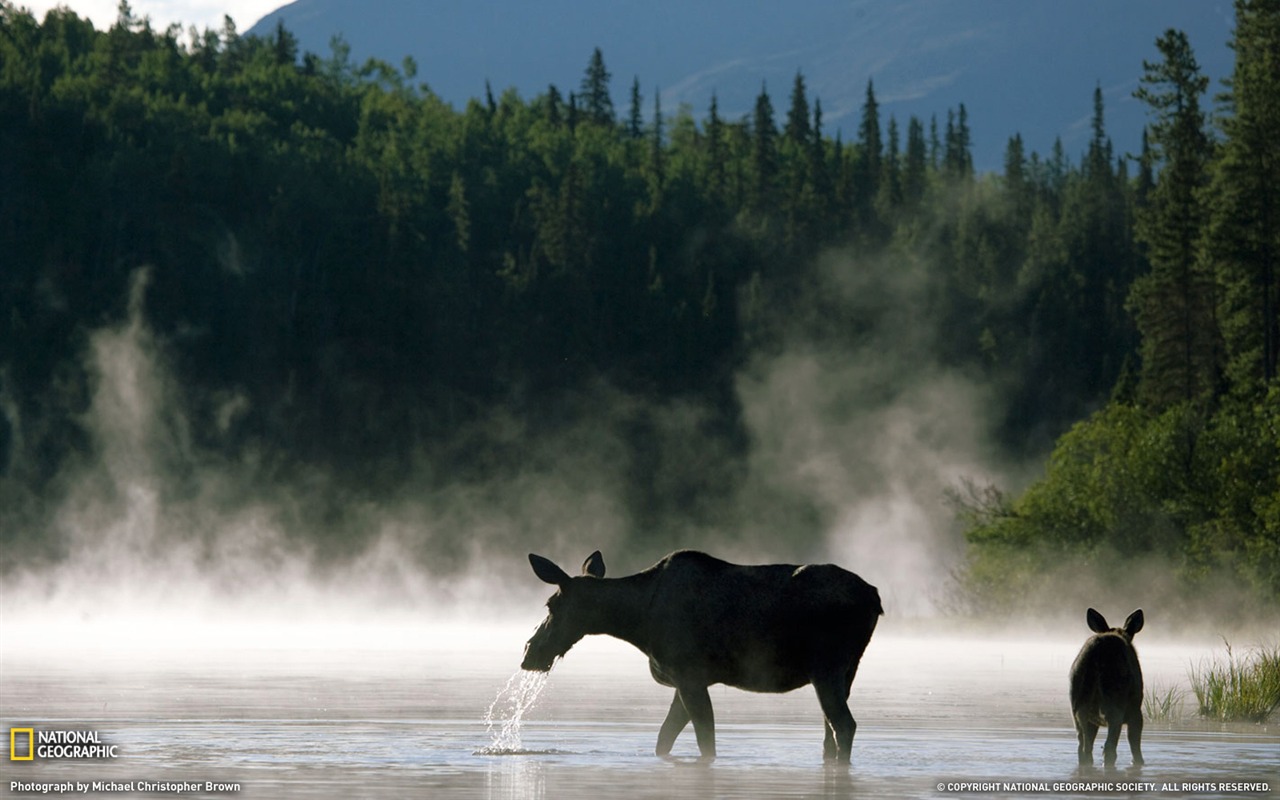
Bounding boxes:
[477,669,549,754]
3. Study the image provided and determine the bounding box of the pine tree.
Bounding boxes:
[1204,0,1280,390]
[546,84,563,127]
[751,82,778,211]
[810,98,831,206]
[579,47,614,126]
[877,114,902,213]
[1084,85,1114,181]
[944,104,973,179]
[928,114,940,170]
[650,87,665,190]
[784,71,811,147]
[1135,127,1155,206]
[1128,28,1217,407]
[856,80,882,201]
[1004,133,1029,220]
[627,76,643,139]
[706,92,726,204]
[903,116,927,208]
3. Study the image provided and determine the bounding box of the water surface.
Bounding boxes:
[3,627,1276,798]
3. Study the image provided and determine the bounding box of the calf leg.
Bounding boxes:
[1075,714,1099,765]
[678,685,717,759]
[1126,713,1145,766]
[655,690,690,756]
[813,677,856,762]
[1101,714,1123,767]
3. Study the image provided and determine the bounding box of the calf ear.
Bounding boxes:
[582,550,606,578]
[1086,608,1109,633]
[529,554,571,585]
[1123,609,1144,637]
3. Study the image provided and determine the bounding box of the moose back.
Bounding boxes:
[521,549,882,762]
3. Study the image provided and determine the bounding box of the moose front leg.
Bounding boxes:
[655,690,690,756]
[678,685,717,759]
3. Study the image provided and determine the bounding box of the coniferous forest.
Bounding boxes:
[1,1,1277,611]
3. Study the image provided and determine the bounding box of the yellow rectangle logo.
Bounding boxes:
[10,727,34,760]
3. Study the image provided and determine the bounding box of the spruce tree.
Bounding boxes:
[579,47,614,126]
[1128,28,1216,407]
[877,114,902,213]
[903,116,927,208]
[1204,0,1280,390]
[628,77,643,139]
[751,83,778,211]
[785,71,811,147]
[856,80,882,198]
[706,92,726,204]
[546,84,563,127]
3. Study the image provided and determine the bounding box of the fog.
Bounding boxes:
[2,244,1268,657]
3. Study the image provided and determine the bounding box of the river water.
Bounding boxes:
[2,622,1276,799]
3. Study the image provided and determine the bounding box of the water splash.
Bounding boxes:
[477,669,550,755]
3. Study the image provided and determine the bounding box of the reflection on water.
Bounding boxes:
[1,631,1277,798]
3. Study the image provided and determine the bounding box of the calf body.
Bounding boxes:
[522,549,882,761]
[1069,608,1145,767]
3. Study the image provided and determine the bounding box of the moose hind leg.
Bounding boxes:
[678,685,717,759]
[1101,714,1123,767]
[655,690,691,757]
[1074,713,1099,765]
[813,677,856,763]
[1126,713,1145,766]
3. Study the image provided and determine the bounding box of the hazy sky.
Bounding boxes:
[16,0,279,32]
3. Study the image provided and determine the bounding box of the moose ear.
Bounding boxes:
[582,550,606,578]
[529,554,571,586]
[1086,608,1109,633]
[1123,609,1144,637]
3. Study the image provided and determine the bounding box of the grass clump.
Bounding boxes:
[1143,682,1186,722]
[1189,640,1280,722]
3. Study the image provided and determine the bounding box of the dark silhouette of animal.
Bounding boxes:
[1069,608,1145,767]
[521,549,882,762]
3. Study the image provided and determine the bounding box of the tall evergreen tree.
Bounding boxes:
[1128,28,1216,407]
[903,116,928,208]
[1204,0,1280,390]
[579,47,614,126]
[1085,85,1114,180]
[944,104,973,179]
[877,114,902,213]
[650,87,665,190]
[810,98,832,207]
[1004,133,1029,221]
[706,92,726,203]
[546,84,563,127]
[627,76,644,139]
[855,80,882,203]
[751,83,778,211]
[784,71,811,147]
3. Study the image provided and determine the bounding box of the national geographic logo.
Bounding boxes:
[9,728,120,760]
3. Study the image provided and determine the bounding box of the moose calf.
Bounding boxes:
[1069,608,1145,767]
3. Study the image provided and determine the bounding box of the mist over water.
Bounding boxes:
[2,242,1022,638]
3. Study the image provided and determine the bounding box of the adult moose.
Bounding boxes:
[1069,608,1145,768]
[521,549,882,762]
